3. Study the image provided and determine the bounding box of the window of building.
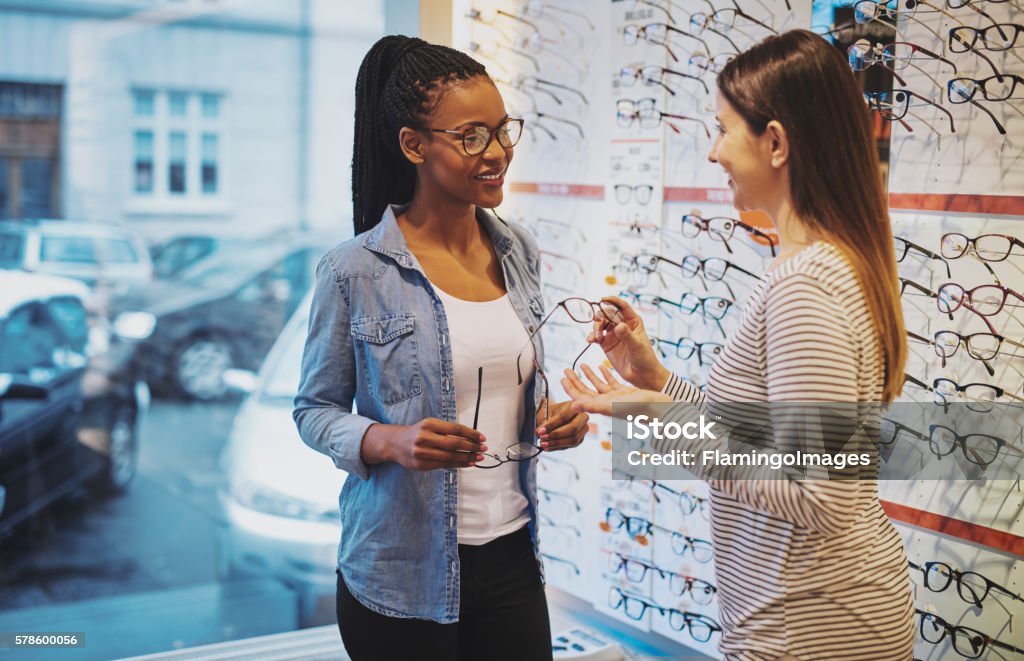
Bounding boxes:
[201,133,218,194]
[134,130,154,193]
[168,131,186,194]
[168,91,188,117]
[133,89,155,117]
[132,90,222,200]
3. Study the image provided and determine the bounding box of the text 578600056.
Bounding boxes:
[0,633,85,648]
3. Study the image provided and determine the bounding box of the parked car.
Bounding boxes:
[218,297,344,627]
[113,234,324,400]
[0,270,149,537]
[0,220,154,293]
[149,234,245,280]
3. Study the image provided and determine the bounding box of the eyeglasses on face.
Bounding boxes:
[420,117,524,156]
[917,609,1024,658]
[619,64,709,95]
[681,214,778,256]
[910,561,1023,606]
[941,232,1024,262]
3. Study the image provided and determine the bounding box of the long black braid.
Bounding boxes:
[352,35,488,235]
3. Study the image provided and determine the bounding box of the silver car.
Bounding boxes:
[0,220,154,294]
[217,297,345,627]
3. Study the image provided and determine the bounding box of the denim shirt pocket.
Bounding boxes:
[351,312,422,405]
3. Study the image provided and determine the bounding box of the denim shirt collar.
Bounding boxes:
[362,203,515,269]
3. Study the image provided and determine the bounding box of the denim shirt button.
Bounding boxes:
[449,515,454,528]
[443,377,450,391]
[528,325,535,333]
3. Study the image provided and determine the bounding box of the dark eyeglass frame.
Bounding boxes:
[694,7,777,35]
[614,183,655,205]
[906,373,1024,411]
[618,290,683,316]
[607,587,722,641]
[949,23,1023,53]
[420,117,525,156]
[607,552,718,604]
[916,608,1024,658]
[881,417,1024,466]
[679,292,734,338]
[681,255,759,298]
[864,89,956,134]
[619,64,710,95]
[932,329,1024,363]
[894,236,951,278]
[910,561,1024,606]
[948,73,1024,103]
[470,367,543,469]
[680,214,778,257]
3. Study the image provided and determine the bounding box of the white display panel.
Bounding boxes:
[450,1,1023,658]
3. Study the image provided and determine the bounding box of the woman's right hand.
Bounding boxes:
[361,419,486,470]
[587,296,670,392]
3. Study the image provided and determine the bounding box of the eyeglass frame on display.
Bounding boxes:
[606,551,719,605]
[941,232,1024,262]
[863,89,956,135]
[619,64,710,95]
[909,560,1024,607]
[916,608,1024,658]
[880,416,1023,466]
[680,213,779,257]
[622,22,711,63]
[894,236,951,278]
[616,98,712,138]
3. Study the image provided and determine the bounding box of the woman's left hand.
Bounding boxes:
[536,400,590,452]
[561,364,671,416]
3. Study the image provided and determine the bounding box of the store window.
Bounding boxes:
[0,2,387,659]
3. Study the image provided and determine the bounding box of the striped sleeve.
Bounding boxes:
[708,272,871,535]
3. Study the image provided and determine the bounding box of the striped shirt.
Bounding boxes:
[659,242,914,660]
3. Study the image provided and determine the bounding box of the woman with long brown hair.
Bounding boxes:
[562,30,914,659]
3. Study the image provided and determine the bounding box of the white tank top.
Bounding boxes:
[433,285,532,545]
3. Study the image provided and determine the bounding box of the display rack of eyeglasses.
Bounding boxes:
[448,2,1024,660]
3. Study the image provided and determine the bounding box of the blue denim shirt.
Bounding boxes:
[293,204,546,623]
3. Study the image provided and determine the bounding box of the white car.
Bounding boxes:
[0,220,154,294]
[217,297,345,627]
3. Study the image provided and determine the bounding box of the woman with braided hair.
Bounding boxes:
[294,35,588,660]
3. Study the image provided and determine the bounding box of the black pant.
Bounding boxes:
[336,526,552,661]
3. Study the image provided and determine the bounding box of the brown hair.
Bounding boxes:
[717,29,906,402]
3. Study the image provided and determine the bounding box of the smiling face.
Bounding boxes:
[707,91,775,213]
[402,76,514,210]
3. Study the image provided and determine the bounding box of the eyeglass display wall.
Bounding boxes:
[450,1,1022,659]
